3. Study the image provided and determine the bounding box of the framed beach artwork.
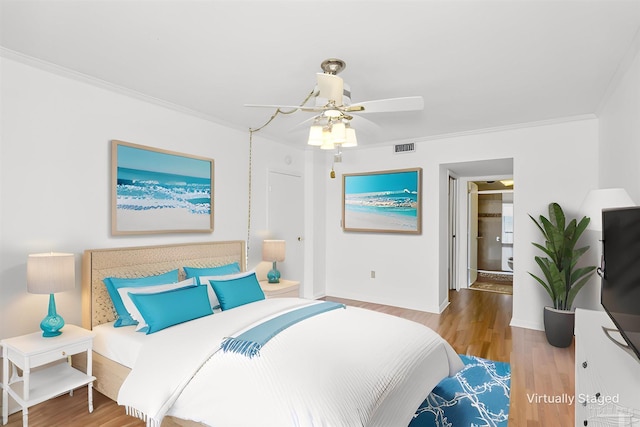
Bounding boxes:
[111,140,214,235]
[342,168,422,234]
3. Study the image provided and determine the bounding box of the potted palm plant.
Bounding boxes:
[529,202,596,347]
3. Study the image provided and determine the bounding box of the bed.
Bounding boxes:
[80,241,463,427]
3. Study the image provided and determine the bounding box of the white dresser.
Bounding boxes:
[575,309,640,426]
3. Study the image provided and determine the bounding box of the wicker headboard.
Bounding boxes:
[81,241,246,330]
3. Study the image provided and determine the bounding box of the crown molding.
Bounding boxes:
[0,47,246,132]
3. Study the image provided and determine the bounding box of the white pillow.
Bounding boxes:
[199,269,257,310]
[117,278,196,332]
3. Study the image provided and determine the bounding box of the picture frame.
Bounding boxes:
[342,167,422,234]
[111,140,214,235]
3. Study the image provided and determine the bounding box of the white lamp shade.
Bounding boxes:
[27,252,75,294]
[320,129,335,150]
[342,127,358,147]
[262,240,286,262]
[307,125,323,146]
[331,122,346,144]
[580,188,635,231]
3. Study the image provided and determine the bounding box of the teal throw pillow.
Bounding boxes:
[104,269,180,327]
[129,285,213,334]
[209,271,265,311]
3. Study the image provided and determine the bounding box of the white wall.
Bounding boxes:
[579,34,640,313]
[324,119,599,330]
[0,56,299,339]
[599,39,640,201]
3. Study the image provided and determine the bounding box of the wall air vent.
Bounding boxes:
[393,142,415,154]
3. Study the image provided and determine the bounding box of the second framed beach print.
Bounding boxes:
[342,168,422,234]
[111,140,214,235]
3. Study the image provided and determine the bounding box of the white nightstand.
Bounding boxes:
[1,324,96,426]
[259,279,300,298]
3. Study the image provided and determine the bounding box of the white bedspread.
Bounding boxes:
[93,321,144,368]
[118,298,463,427]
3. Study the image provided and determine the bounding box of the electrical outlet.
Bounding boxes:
[370,270,376,279]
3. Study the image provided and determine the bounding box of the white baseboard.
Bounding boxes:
[509,317,544,331]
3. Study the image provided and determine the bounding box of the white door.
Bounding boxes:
[267,171,304,283]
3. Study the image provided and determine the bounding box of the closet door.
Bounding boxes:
[267,170,304,284]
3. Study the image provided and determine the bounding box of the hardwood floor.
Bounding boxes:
[3,289,574,426]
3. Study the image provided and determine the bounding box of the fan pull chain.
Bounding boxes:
[245,89,315,262]
[246,128,254,264]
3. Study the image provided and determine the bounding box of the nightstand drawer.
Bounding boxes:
[259,279,300,298]
[268,288,299,298]
[28,340,91,367]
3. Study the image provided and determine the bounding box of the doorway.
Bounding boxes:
[468,180,513,294]
[443,158,514,297]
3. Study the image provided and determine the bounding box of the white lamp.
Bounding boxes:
[27,252,75,337]
[262,240,286,283]
[307,117,357,149]
[579,188,635,231]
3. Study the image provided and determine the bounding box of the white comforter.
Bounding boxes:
[118,298,463,427]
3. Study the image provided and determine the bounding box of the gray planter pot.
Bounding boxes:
[543,306,575,348]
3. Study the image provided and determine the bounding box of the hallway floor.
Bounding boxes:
[470,271,513,294]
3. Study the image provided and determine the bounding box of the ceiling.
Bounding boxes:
[2,0,640,148]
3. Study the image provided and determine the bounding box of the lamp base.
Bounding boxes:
[267,261,281,284]
[40,293,65,337]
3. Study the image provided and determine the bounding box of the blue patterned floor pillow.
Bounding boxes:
[410,355,511,427]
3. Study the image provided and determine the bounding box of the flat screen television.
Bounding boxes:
[601,206,640,361]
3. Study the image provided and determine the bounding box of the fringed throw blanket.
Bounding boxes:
[221,301,345,358]
[118,298,464,427]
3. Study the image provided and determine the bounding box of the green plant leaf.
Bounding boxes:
[528,202,597,311]
[567,273,595,308]
[532,242,555,260]
[529,214,546,237]
[549,202,565,231]
[529,272,553,300]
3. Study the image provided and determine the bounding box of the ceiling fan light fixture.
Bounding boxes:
[320,140,335,150]
[307,124,324,146]
[247,58,424,151]
[342,127,358,148]
[320,129,335,150]
[320,58,346,75]
[323,109,342,118]
[331,121,346,144]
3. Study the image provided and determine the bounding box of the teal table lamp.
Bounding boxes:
[262,240,286,283]
[27,252,75,337]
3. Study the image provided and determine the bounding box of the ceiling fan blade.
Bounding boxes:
[316,73,344,106]
[347,115,381,134]
[288,115,318,132]
[244,103,322,112]
[347,96,424,114]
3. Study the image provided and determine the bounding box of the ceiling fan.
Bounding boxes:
[245,58,424,149]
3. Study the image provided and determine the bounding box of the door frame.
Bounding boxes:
[454,174,514,289]
[448,175,458,290]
